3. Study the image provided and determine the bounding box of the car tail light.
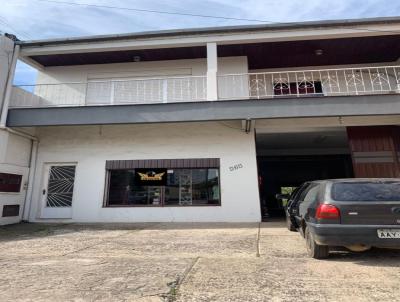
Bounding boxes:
[316,204,340,220]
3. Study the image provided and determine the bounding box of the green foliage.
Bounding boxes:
[280,187,297,207]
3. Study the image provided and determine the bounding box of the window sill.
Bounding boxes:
[0,192,22,195]
[103,204,221,208]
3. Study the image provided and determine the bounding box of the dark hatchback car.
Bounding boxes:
[278,179,400,259]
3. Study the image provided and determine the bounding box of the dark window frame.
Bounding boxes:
[0,173,23,193]
[273,81,323,96]
[103,161,221,208]
[2,204,20,217]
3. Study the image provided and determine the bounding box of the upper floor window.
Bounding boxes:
[274,81,323,96]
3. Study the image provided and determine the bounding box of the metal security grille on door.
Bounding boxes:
[46,166,76,207]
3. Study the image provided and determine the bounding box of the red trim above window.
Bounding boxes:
[106,158,220,170]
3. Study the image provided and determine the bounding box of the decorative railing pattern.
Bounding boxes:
[218,66,400,100]
[9,66,400,108]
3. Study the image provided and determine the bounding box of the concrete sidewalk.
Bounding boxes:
[0,221,399,301]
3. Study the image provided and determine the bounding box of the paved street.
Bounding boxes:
[0,221,399,301]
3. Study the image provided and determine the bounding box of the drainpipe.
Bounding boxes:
[0,44,20,127]
[23,139,38,221]
[0,126,37,141]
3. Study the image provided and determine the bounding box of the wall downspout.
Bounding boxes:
[22,139,38,221]
[0,44,19,127]
[0,45,20,127]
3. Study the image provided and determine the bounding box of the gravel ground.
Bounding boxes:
[0,221,399,301]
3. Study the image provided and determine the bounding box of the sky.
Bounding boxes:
[1,0,400,85]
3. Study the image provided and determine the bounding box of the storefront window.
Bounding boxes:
[106,168,220,207]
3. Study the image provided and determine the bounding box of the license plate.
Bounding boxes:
[377,229,400,239]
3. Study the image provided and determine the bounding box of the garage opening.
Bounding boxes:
[256,128,354,220]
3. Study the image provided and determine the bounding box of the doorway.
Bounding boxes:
[255,128,353,220]
[40,163,76,219]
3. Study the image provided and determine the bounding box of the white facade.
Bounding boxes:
[28,122,261,222]
[4,18,400,225]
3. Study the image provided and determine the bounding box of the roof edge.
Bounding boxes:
[16,16,400,47]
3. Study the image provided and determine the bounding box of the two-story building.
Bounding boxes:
[1,17,400,225]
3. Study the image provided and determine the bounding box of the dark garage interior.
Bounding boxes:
[256,128,354,220]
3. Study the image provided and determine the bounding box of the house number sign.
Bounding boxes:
[229,163,243,172]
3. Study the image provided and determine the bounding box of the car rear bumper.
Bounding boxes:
[308,223,400,248]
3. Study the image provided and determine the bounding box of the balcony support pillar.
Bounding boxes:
[206,42,218,101]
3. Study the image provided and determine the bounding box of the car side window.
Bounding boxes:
[288,187,300,201]
[285,187,300,208]
[290,183,309,207]
[302,185,320,203]
[297,184,313,203]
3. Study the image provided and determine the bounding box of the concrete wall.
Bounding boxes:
[28,121,261,222]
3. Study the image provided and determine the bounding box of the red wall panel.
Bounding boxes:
[0,173,22,193]
[347,126,400,178]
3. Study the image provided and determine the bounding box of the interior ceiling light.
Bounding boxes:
[314,49,323,56]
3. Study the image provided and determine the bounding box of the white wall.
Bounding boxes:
[35,56,248,83]
[29,121,261,223]
[0,130,32,225]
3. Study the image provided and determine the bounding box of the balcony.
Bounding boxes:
[10,65,400,109]
[218,65,400,100]
[10,76,207,108]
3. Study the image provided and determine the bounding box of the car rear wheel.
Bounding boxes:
[286,216,297,232]
[305,226,329,259]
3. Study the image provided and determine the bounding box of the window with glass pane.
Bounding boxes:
[106,168,220,206]
[107,170,163,206]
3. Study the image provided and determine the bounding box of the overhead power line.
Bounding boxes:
[0,15,33,39]
[36,0,275,23]
[34,0,400,36]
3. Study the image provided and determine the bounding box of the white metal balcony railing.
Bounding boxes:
[9,66,400,108]
[10,76,207,108]
[218,65,400,100]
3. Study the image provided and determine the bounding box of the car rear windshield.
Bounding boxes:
[331,182,400,201]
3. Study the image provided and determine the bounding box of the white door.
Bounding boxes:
[40,164,76,219]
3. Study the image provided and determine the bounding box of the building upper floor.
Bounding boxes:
[3,17,400,126]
